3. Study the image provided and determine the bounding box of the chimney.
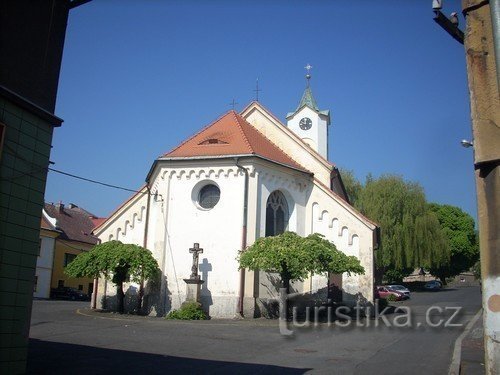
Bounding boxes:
[56,201,64,213]
[68,203,77,209]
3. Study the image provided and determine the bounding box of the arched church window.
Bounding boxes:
[265,191,289,237]
[198,184,220,209]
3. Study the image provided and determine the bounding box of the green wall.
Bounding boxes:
[0,96,54,374]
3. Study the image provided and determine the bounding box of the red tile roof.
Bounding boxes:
[40,216,56,231]
[91,217,107,229]
[44,203,101,245]
[163,111,310,174]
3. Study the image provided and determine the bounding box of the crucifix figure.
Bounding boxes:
[189,243,204,279]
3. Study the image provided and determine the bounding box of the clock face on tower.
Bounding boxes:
[299,117,312,130]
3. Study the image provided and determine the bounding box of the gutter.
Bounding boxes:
[235,157,249,317]
[148,154,313,181]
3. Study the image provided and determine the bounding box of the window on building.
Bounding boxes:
[34,276,38,292]
[58,280,64,288]
[78,285,83,291]
[64,253,77,267]
[265,191,289,237]
[198,184,220,209]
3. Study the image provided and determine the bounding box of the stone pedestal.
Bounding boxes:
[183,278,204,303]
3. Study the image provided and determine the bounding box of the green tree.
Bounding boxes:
[238,232,364,294]
[339,168,363,206]
[65,241,160,314]
[355,174,449,282]
[428,203,478,285]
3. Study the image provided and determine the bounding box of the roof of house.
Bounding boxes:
[162,110,310,174]
[44,202,101,245]
[41,215,54,230]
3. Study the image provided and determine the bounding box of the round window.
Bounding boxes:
[198,184,220,209]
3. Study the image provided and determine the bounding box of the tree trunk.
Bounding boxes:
[137,278,144,314]
[283,277,290,295]
[117,281,125,314]
[282,276,291,320]
[439,274,448,286]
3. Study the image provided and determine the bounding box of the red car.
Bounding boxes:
[376,286,407,301]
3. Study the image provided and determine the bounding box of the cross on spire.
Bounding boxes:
[304,64,313,86]
[228,98,238,110]
[254,78,262,102]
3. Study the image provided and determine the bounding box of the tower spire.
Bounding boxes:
[297,64,318,111]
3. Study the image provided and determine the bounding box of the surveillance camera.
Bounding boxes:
[432,0,443,10]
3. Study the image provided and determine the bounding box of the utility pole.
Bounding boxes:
[461,0,500,373]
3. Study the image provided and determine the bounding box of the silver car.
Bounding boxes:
[386,285,411,298]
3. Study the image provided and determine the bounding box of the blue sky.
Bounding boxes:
[45,0,477,221]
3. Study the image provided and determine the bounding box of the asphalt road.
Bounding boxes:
[27,286,481,374]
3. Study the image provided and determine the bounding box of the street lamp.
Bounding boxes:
[460,139,474,148]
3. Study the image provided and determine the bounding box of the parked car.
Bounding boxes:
[424,280,442,291]
[376,286,407,301]
[50,287,89,301]
[386,285,411,298]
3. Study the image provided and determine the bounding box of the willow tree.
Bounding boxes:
[353,174,449,282]
[65,241,160,314]
[239,232,364,294]
[338,168,363,206]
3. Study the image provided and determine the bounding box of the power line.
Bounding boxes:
[48,167,148,195]
[3,141,151,195]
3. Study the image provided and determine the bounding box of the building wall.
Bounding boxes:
[242,104,333,186]
[34,234,56,299]
[306,183,375,305]
[0,97,54,373]
[51,241,94,295]
[95,157,375,318]
[96,160,247,318]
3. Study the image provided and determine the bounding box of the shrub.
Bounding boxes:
[166,302,207,320]
[387,294,397,302]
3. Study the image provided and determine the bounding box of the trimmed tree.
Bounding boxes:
[238,232,364,295]
[65,241,160,314]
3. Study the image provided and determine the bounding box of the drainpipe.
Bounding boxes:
[91,238,101,309]
[235,158,249,317]
[137,185,152,313]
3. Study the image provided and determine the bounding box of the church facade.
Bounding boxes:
[93,81,379,318]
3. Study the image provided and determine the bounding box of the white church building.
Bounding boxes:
[93,76,379,318]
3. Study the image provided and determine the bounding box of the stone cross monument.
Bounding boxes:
[183,243,205,303]
[189,243,203,279]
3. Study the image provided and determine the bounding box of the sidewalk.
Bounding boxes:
[460,311,485,374]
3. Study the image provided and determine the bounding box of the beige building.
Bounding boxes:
[40,202,102,297]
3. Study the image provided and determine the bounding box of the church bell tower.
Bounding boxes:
[286,65,330,160]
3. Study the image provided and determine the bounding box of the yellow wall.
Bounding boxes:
[51,240,94,295]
